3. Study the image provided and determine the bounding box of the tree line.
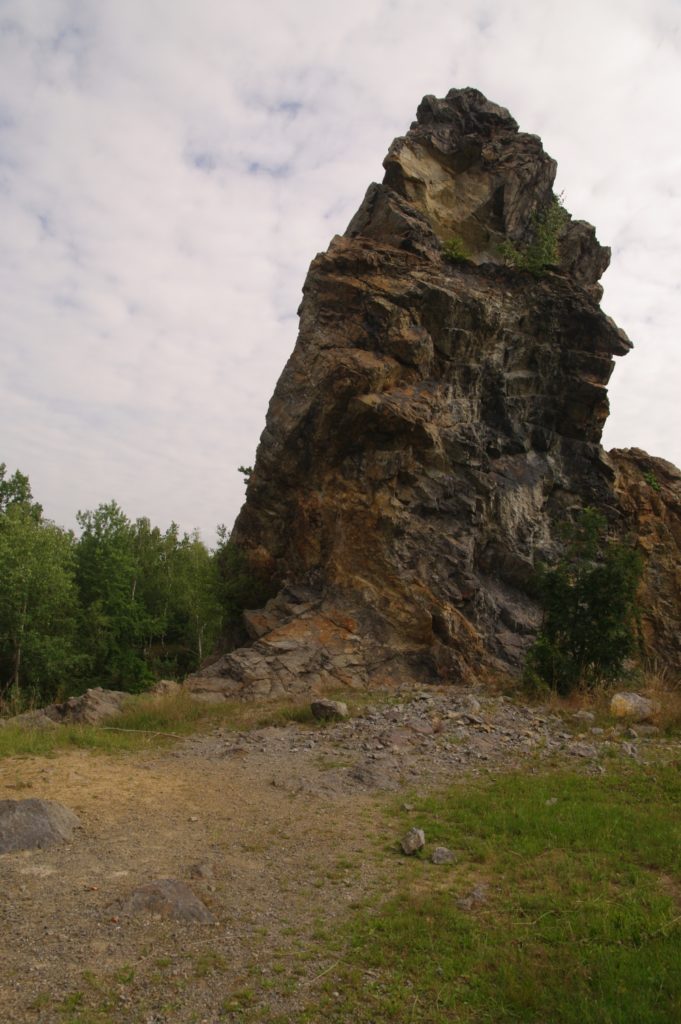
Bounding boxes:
[0,462,264,710]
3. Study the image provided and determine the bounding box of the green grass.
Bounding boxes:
[0,686,384,759]
[299,765,681,1023]
[0,684,403,760]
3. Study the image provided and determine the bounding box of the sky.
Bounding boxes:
[1,0,680,543]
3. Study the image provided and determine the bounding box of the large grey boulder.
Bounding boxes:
[0,799,80,853]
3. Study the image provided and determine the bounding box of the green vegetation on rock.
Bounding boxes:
[500,192,568,276]
[525,508,643,695]
[441,236,470,264]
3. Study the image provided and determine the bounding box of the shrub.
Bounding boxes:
[500,193,568,277]
[525,508,643,695]
[442,236,470,264]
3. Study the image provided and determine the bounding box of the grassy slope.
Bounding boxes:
[297,766,681,1024]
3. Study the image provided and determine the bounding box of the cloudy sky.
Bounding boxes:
[1,0,680,542]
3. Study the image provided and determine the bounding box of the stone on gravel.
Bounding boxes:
[610,692,655,722]
[400,827,425,855]
[188,861,214,880]
[431,846,455,865]
[573,710,596,723]
[119,879,214,923]
[0,799,80,853]
[311,699,349,721]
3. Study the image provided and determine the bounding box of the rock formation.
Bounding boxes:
[189,88,681,700]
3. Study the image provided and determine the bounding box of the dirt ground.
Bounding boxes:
[1,688,676,1024]
[0,736,396,1024]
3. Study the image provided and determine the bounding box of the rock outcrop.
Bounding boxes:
[189,88,681,699]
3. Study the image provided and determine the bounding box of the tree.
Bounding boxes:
[0,462,42,519]
[169,530,222,667]
[75,501,152,690]
[525,508,643,694]
[0,504,80,704]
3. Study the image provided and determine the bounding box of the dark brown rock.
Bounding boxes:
[190,88,680,698]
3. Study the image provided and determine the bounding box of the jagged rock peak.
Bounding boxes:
[187,89,681,703]
[347,87,610,293]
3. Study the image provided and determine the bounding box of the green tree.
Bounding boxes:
[0,462,42,519]
[0,504,80,704]
[75,501,152,690]
[169,530,222,667]
[525,508,643,695]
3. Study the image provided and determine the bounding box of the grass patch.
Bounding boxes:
[304,765,681,1023]
[0,683,406,761]
[0,690,323,759]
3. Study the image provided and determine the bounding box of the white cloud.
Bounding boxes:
[1,0,680,540]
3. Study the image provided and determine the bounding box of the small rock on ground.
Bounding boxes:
[311,699,349,721]
[118,878,214,923]
[401,827,425,855]
[431,846,455,865]
[456,883,488,911]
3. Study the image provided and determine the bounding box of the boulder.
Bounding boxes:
[44,687,129,726]
[610,692,656,722]
[310,699,349,721]
[0,799,80,853]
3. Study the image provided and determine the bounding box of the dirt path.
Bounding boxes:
[0,743,391,1024]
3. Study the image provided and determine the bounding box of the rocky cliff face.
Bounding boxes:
[190,88,681,700]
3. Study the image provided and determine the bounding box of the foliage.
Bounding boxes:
[644,470,662,492]
[0,504,81,704]
[499,192,568,277]
[75,501,152,691]
[525,508,643,695]
[441,236,470,264]
[0,462,264,705]
[0,461,42,519]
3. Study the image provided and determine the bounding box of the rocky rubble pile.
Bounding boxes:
[180,689,665,793]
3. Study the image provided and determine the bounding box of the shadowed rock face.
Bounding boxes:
[190,88,681,699]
